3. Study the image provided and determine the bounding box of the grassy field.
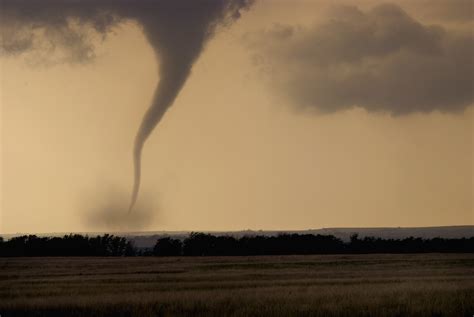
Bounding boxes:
[1,254,473,316]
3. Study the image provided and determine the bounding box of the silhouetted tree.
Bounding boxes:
[153,237,182,256]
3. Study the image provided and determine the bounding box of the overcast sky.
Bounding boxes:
[1,0,472,233]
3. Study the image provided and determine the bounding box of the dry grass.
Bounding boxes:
[1,254,473,316]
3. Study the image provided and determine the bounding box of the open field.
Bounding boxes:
[1,254,473,316]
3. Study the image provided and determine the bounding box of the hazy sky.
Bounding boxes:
[1,0,473,233]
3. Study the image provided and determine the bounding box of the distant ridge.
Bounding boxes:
[4,226,471,249]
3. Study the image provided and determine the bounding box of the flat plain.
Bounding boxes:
[1,254,473,316]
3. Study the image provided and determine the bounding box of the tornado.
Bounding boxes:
[126,6,214,212]
[127,0,253,211]
[129,58,191,212]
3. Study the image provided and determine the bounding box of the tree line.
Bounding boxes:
[0,234,135,256]
[1,233,473,257]
[153,233,474,256]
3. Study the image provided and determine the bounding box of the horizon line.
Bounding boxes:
[2,224,473,236]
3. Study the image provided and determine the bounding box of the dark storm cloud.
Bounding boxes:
[0,0,253,210]
[414,0,473,23]
[247,3,473,115]
[0,1,120,63]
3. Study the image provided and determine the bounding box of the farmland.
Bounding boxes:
[1,254,473,316]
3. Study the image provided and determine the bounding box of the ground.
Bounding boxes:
[1,254,473,316]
